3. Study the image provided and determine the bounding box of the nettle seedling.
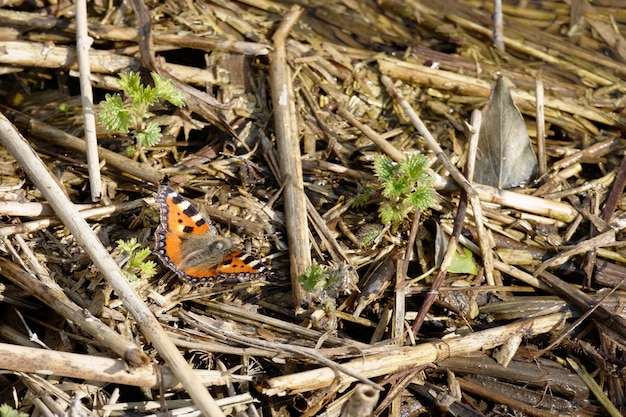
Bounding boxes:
[99,71,185,155]
[373,153,436,225]
[115,238,157,282]
[0,404,28,417]
[298,261,356,330]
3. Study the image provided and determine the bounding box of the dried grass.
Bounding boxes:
[0,0,625,416]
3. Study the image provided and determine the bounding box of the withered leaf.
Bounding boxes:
[474,76,538,189]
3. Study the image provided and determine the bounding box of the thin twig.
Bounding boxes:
[262,312,569,396]
[337,107,405,163]
[535,75,547,176]
[566,357,623,417]
[411,112,481,335]
[0,105,162,185]
[492,0,505,51]
[0,257,147,365]
[535,268,626,341]
[536,278,625,356]
[183,311,384,392]
[75,0,101,201]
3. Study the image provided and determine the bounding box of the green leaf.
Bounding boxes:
[373,155,396,181]
[401,153,429,182]
[152,72,185,107]
[140,260,157,278]
[352,187,373,208]
[118,72,141,94]
[116,238,140,254]
[135,123,162,147]
[382,176,409,199]
[448,247,478,275]
[357,223,382,247]
[134,247,152,263]
[379,205,404,224]
[100,93,130,132]
[406,185,435,210]
[118,71,157,109]
[121,269,137,281]
[298,263,328,292]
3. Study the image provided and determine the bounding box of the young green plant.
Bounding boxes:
[99,71,185,153]
[298,261,355,330]
[373,153,436,225]
[0,404,28,417]
[116,238,157,282]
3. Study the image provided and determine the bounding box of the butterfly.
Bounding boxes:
[155,185,268,286]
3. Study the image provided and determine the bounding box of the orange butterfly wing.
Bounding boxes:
[155,186,219,284]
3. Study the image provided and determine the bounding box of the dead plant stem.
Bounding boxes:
[270,5,310,308]
[75,0,101,201]
[412,110,482,335]
[0,105,162,185]
[262,312,569,395]
[183,311,384,392]
[535,75,547,175]
[0,257,147,366]
[337,107,405,163]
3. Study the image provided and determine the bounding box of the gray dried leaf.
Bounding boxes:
[474,76,538,189]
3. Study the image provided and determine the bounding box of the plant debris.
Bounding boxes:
[0,0,625,416]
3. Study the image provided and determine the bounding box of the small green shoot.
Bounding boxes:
[99,71,185,148]
[116,238,157,282]
[0,404,28,417]
[298,261,355,330]
[298,262,342,294]
[373,153,436,225]
[58,102,78,114]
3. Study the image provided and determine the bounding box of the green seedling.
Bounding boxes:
[298,262,343,294]
[99,71,185,151]
[373,153,436,225]
[116,238,157,282]
[0,404,28,417]
[298,261,355,330]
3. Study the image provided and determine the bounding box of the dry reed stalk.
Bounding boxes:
[2,0,626,413]
[262,312,570,396]
[195,301,371,350]
[339,384,380,417]
[102,394,256,414]
[0,40,220,86]
[270,5,310,308]
[182,310,384,391]
[377,57,620,127]
[0,198,149,236]
[0,258,147,365]
[0,342,232,388]
[380,76,495,289]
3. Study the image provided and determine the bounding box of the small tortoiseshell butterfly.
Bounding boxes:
[155,185,268,286]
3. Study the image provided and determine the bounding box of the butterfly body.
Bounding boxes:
[155,185,267,286]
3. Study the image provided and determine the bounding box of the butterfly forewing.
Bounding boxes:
[158,186,211,236]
